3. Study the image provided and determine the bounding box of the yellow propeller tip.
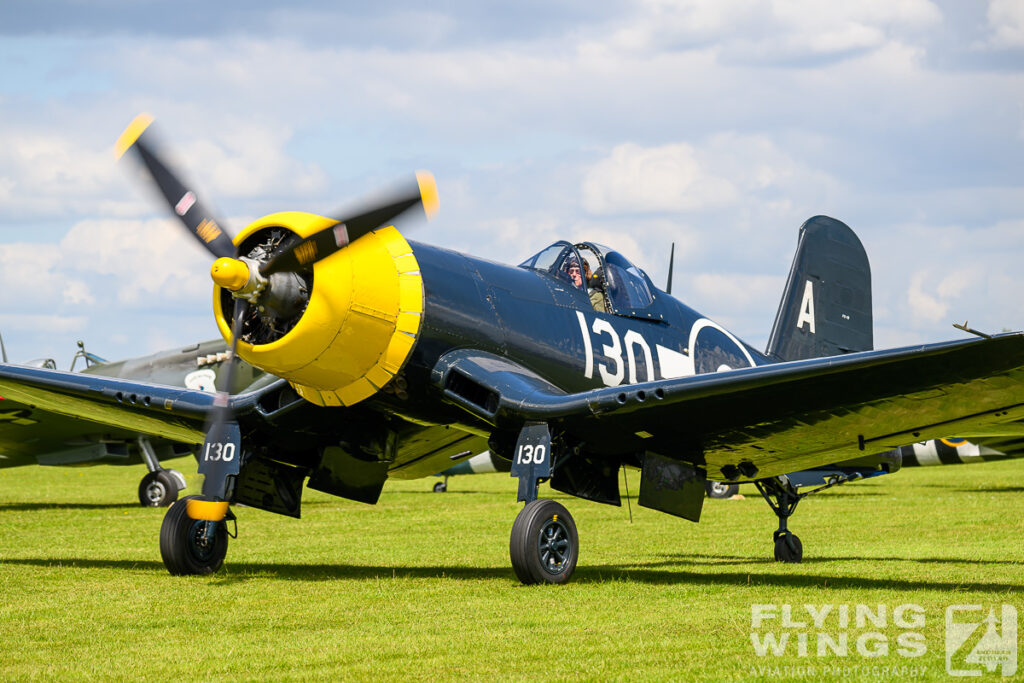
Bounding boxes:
[211,257,250,292]
[416,170,440,220]
[114,113,154,159]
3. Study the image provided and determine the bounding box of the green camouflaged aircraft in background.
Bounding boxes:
[0,337,264,506]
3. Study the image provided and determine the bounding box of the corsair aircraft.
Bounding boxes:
[1,115,1023,584]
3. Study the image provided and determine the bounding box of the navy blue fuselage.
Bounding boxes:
[390,241,770,432]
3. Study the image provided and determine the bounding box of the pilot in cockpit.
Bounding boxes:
[563,257,584,289]
[560,249,609,314]
[582,260,608,313]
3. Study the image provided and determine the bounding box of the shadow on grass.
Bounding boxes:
[922,484,1024,493]
[382,490,487,496]
[0,502,139,512]
[3,556,1021,592]
[0,557,512,582]
[654,553,1024,566]
[0,558,165,570]
[789,491,888,497]
[572,565,1024,591]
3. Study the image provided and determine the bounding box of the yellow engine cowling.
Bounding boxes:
[212,211,424,407]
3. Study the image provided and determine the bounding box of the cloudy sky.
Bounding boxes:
[0,0,1022,365]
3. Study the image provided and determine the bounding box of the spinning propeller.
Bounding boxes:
[115,113,438,520]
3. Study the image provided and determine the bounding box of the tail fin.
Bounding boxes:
[765,215,872,361]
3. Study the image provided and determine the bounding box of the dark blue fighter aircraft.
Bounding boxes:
[1,114,1024,585]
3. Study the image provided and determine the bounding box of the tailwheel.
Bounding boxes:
[160,495,229,575]
[705,480,739,499]
[138,469,180,507]
[510,499,578,584]
[755,476,804,564]
[773,531,803,563]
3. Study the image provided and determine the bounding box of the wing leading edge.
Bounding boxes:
[0,363,247,445]
[434,333,1024,480]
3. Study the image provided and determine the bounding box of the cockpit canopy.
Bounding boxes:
[519,241,657,317]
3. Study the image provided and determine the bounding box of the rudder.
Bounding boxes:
[765,215,872,361]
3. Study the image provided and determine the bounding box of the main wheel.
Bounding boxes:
[705,480,739,499]
[433,481,447,493]
[138,470,180,507]
[773,532,803,563]
[160,495,228,575]
[510,499,578,584]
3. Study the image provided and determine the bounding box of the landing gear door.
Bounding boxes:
[510,422,552,503]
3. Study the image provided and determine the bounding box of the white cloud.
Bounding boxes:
[179,120,329,198]
[691,272,786,312]
[772,0,941,35]
[606,0,941,61]
[905,268,982,325]
[58,218,213,305]
[987,0,1024,48]
[581,143,738,215]
[935,268,976,300]
[907,271,947,323]
[0,243,68,306]
[578,135,841,245]
[62,279,94,306]
[0,130,125,218]
[5,314,88,335]
[871,221,1024,344]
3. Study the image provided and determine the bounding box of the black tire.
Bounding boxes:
[510,499,578,585]
[160,495,228,575]
[433,481,447,493]
[773,532,803,563]
[705,480,739,499]
[138,470,180,507]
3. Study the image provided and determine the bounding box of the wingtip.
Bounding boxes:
[416,170,439,220]
[114,113,154,159]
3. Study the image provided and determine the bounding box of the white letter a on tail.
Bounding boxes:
[796,280,815,333]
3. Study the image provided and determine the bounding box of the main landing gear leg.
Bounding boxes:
[755,476,803,563]
[136,437,186,507]
[508,423,578,584]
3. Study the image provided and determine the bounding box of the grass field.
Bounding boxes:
[1,457,1022,681]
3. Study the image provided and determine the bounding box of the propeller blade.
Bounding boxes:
[259,171,438,276]
[115,114,237,259]
[196,302,246,503]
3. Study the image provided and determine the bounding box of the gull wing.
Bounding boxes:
[434,333,1024,480]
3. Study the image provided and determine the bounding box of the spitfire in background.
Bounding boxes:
[0,339,263,506]
[2,115,1024,584]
